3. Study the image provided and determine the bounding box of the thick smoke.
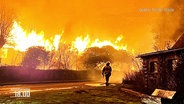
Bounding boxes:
[154,0,184,49]
[171,0,184,39]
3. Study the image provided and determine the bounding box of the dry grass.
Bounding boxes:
[0,84,141,104]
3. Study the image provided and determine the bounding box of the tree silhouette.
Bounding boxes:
[0,5,14,48]
[21,46,49,69]
[80,45,132,70]
[81,46,112,69]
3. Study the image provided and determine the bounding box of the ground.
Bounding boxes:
[0,82,142,104]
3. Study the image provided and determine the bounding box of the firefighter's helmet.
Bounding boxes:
[106,61,110,66]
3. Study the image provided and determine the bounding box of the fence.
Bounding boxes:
[0,66,101,84]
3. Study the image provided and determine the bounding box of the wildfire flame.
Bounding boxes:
[7,21,61,52]
[73,35,131,54]
[73,35,90,52]
[5,21,134,55]
[0,21,136,67]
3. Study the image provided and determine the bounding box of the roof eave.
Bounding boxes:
[137,47,184,58]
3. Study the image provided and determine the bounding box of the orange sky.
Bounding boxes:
[1,0,177,53]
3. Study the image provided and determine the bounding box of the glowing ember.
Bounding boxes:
[0,49,8,58]
[131,66,135,71]
[115,35,123,43]
[122,45,127,51]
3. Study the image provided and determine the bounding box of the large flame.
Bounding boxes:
[8,21,61,52]
[0,21,136,68]
[6,21,133,54]
[72,35,133,54]
[73,35,90,52]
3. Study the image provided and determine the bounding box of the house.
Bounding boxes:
[137,33,184,91]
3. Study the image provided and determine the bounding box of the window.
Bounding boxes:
[150,61,158,73]
[167,59,178,73]
[172,59,178,71]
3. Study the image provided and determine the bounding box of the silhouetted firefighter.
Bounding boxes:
[102,62,112,86]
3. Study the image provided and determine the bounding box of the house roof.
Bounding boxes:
[172,33,184,49]
[137,47,184,58]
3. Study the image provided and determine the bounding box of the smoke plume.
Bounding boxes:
[154,0,184,49]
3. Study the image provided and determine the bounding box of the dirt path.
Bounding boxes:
[0,82,142,104]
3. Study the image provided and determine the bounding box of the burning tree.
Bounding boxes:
[48,43,77,69]
[0,5,14,48]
